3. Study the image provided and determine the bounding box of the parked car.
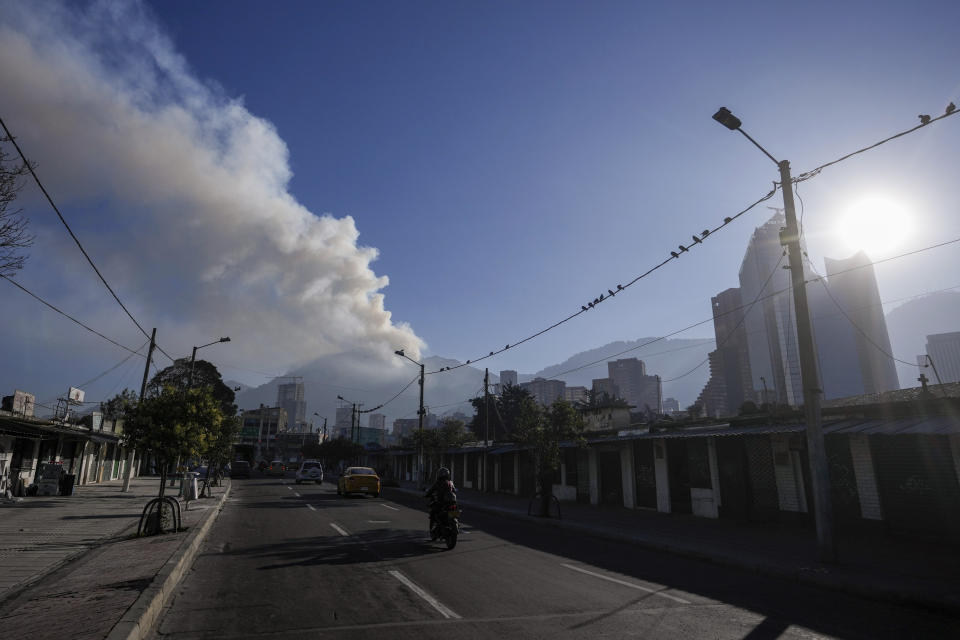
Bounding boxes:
[337,466,381,497]
[267,460,286,477]
[295,460,324,484]
[230,461,251,479]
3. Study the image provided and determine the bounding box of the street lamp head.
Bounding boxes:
[394,349,404,357]
[712,107,742,131]
[219,337,231,343]
[337,395,344,401]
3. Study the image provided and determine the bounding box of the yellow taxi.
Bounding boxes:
[337,466,381,498]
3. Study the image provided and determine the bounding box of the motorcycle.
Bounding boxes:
[429,500,461,550]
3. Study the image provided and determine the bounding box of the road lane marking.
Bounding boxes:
[561,564,689,604]
[306,504,316,511]
[381,504,400,511]
[294,492,301,497]
[330,523,349,536]
[286,486,292,491]
[388,570,460,619]
[368,520,390,524]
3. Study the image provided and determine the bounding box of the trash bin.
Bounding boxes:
[60,474,76,496]
[185,472,199,500]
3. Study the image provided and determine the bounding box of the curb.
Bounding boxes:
[105,480,232,640]
[389,486,960,616]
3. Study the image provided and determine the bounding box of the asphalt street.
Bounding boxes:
[151,475,960,639]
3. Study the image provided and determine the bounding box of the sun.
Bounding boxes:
[835,196,913,257]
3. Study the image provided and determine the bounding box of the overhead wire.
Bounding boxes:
[793,106,960,184]
[74,338,151,389]
[358,375,421,414]
[664,250,787,382]
[0,117,175,363]
[1,274,146,356]
[427,184,780,375]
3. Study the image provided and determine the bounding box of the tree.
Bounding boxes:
[146,359,237,418]
[101,388,139,421]
[406,418,470,472]
[513,398,585,517]
[0,136,34,276]
[738,400,759,415]
[308,438,364,469]
[122,385,225,497]
[469,383,535,441]
[581,388,629,409]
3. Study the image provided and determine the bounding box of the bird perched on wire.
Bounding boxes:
[691,235,702,244]
[581,305,588,311]
[617,284,623,290]
[678,245,689,253]
[947,102,956,115]
[919,114,931,125]
[670,251,679,258]
[608,289,615,296]
[588,301,594,308]
[724,217,732,223]
[701,229,710,238]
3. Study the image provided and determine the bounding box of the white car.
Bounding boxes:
[295,460,324,484]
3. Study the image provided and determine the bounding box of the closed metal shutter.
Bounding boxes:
[633,441,657,509]
[744,435,779,520]
[825,435,862,526]
[872,434,960,537]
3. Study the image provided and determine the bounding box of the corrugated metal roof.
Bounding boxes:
[822,416,960,436]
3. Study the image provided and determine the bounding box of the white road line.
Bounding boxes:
[561,564,690,604]
[306,504,316,511]
[330,523,349,536]
[380,504,400,511]
[388,570,461,619]
[286,486,292,490]
[294,492,301,497]
[368,520,390,524]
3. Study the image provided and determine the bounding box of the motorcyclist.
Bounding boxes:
[424,467,457,536]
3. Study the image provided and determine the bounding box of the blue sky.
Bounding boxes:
[1,0,958,414]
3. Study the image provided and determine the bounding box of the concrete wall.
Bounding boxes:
[620,446,635,509]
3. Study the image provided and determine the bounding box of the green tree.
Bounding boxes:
[147,359,237,417]
[310,438,365,469]
[514,398,585,517]
[122,385,225,497]
[469,383,534,441]
[406,418,470,471]
[101,388,139,421]
[581,388,629,409]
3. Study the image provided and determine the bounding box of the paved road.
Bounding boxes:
[152,476,960,639]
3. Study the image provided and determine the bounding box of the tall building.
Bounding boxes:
[739,211,805,406]
[499,370,518,387]
[393,418,419,439]
[276,381,306,430]
[368,413,386,430]
[520,377,566,406]
[662,397,680,413]
[698,287,757,416]
[809,252,900,399]
[924,332,960,383]
[606,358,662,413]
[591,378,620,399]
[564,386,588,405]
[240,406,287,460]
[335,406,353,439]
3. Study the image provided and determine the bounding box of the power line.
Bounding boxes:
[358,375,421,414]
[664,250,787,383]
[793,106,959,183]
[74,339,151,389]
[541,238,960,383]
[0,119,164,348]
[427,184,780,375]
[1,274,145,356]
[804,257,917,367]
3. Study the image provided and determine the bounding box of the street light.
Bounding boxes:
[395,349,426,489]
[712,107,835,563]
[337,395,362,444]
[188,337,231,388]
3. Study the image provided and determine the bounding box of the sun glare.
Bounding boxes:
[835,196,913,257]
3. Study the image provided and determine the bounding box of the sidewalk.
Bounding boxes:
[0,476,229,640]
[393,481,960,615]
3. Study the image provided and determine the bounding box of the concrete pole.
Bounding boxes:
[778,160,835,563]
[123,327,156,492]
[418,363,425,489]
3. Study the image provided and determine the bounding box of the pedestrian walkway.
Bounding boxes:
[394,481,960,614]
[0,476,228,640]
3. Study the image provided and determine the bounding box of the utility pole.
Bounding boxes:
[123,328,156,492]
[417,362,425,489]
[778,159,835,563]
[483,368,490,492]
[712,108,835,563]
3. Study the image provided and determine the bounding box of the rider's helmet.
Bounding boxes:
[437,467,450,480]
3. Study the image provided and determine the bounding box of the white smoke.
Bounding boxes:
[0,0,424,383]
